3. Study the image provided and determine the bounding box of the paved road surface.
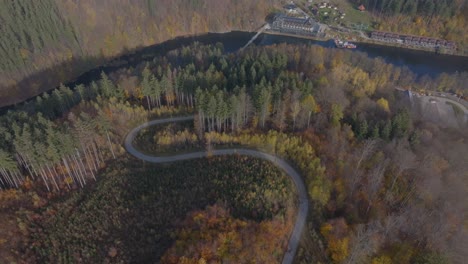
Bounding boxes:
[426,96,468,115]
[125,116,309,264]
[396,87,468,113]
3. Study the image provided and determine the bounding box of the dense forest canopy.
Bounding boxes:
[354,0,465,17]
[1,0,467,109]
[0,0,467,262]
[0,42,466,263]
[0,0,280,107]
[0,0,79,73]
[353,0,468,50]
[0,41,466,192]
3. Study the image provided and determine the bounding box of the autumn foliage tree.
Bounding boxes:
[161,203,292,264]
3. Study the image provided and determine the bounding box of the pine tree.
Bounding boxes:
[141,66,153,110]
[99,72,115,98]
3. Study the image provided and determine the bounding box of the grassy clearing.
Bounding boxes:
[329,0,373,28]
[132,121,251,156]
[133,120,198,155]
[298,0,373,29]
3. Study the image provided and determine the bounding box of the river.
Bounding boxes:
[258,33,468,77]
[64,31,468,88]
[1,31,467,113]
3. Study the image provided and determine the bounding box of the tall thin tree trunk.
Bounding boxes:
[11,170,23,188]
[77,151,91,183]
[200,112,205,132]
[62,157,74,183]
[81,149,96,181]
[21,154,37,179]
[68,155,83,187]
[83,145,98,172]
[45,165,60,191]
[38,165,50,191]
[146,96,152,111]
[71,153,85,187]
[16,153,33,178]
[106,130,116,159]
[1,168,13,187]
[24,154,40,179]
[88,142,102,166]
[0,170,6,188]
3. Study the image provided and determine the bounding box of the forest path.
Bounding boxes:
[124,116,309,264]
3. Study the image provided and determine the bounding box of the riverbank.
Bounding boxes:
[353,37,464,57]
[2,30,467,113]
[262,29,468,59]
[0,31,254,110]
[263,29,466,57]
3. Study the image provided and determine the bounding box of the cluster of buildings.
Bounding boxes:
[271,14,324,36]
[370,31,456,50]
[269,1,457,53]
[284,3,300,14]
[318,2,337,9]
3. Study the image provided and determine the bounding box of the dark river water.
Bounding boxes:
[66,31,468,87]
[258,33,468,77]
[2,31,467,113]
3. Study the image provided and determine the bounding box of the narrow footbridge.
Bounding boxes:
[242,24,270,49]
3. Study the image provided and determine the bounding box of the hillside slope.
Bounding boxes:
[0,0,279,107]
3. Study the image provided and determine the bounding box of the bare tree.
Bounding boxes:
[345,223,380,264]
[366,159,388,215]
[388,141,416,191]
[380,212,404,243]
[447,228,468,264]
[348,140,377,196]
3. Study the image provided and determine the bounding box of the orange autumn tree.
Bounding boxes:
[161,204,292,264]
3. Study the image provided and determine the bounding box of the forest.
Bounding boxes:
[1,0,467,109]
[22,156,293,263]
[0,0,280,107]
[0,41,467,263]
[352,0,468,50]
[354,0,464,17]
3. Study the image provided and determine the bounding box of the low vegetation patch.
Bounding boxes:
[23,156,294,263]
[134,120,200,155]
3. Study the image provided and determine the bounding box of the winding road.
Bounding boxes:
[124,116,309,264]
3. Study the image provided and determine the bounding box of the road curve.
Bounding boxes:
[395,87,468,115]
[124,116,309,264]
[427,96,468,115]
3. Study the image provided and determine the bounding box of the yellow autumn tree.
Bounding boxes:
[302,94,319,128]
[376,98,390,113]
[320,218,350,264]
[328,237,349,263]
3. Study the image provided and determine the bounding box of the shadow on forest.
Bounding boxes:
[0,55,105,111]
[0,31,256,115]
